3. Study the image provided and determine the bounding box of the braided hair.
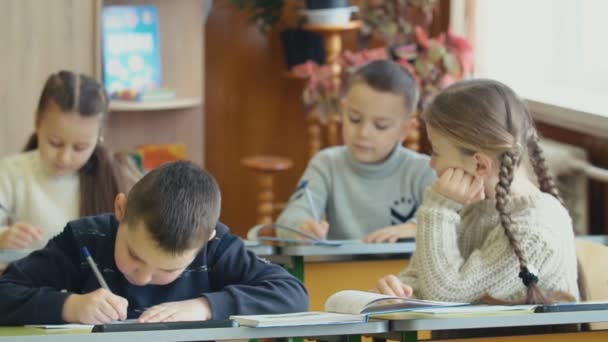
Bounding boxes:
[422,79,581,305]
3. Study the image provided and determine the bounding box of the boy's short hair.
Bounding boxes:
[123,161,221,254]
[348,59,419,116]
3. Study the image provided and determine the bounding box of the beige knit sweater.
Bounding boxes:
[399,188,579,303]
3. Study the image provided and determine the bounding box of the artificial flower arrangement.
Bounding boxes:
[292,25,473,121]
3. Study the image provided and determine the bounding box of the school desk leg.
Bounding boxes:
[400,331,417,342]
[347,334,362,342]
[286,256,305,281]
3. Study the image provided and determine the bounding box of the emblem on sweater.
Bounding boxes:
[391,197,415,225]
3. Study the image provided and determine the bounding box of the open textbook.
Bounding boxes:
[326,290,538,319]
[325,290,467,315]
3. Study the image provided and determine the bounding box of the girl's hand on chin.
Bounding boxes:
[433,168,485,205]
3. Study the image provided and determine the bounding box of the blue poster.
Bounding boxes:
[102,5,162,94]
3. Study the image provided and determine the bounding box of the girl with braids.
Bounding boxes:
[0,71,140,266]
[375,79,580,308]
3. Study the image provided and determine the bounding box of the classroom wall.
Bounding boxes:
[0,0,100,158]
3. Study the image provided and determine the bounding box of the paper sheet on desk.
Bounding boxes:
[25,324,94,330]
[27,319,138,330]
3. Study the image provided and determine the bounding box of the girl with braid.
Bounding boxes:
[375,79,580,308]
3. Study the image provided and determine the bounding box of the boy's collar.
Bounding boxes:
[345,144,404,178]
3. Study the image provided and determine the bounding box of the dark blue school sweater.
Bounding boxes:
[0,214,309,325]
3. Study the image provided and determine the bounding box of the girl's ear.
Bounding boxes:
[114,193,127,221]
[34,114,42,130]
[473,152,494,177]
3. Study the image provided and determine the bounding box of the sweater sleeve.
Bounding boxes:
[410,189,543,302]
[203,235,309,319]
[0,225,82,325]
[275,152,331,238]
[396,254,420,298]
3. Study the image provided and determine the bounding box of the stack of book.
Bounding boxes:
[231,290,537,327]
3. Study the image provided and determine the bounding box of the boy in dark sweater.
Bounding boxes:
[0,161,308,325]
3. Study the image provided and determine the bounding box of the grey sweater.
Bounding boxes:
[276,145,436,240]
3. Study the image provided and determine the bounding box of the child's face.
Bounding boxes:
[36,101,101,176]
[114,219,201,286]
[342,82,411,163]
[426,125,477,176]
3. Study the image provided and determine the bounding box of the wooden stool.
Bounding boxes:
[241,155,294,225]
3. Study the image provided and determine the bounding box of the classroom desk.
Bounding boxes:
[275,239,415,281]
[272,240,414,311]
[273,235,608,281]
[0,241,275,264]
[388,310,608,342]
[0,320,388,342]
[3,310,607,342]
[243,240,275,256]
[577,235,608,245]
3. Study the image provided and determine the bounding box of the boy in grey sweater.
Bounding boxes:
[277,60,436,242]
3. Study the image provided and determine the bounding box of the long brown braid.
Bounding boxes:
[527,134,564,205]
[528,133,589,303]
[494,85,575,305]
[423,79,581,306]
[494,149,574,304]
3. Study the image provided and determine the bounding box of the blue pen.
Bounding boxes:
[298,181,319,221]
[82,247,110,291]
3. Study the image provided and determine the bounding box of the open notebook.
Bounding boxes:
[230,312,366,327]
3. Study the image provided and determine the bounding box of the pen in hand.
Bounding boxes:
[82,247,110,291]
[300,181,319,221]
[297,181,330,240]
[0,203,44,249]
[0,202,16,224]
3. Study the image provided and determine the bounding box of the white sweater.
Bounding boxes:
[399,188,579,303]
[0,150,79,250]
